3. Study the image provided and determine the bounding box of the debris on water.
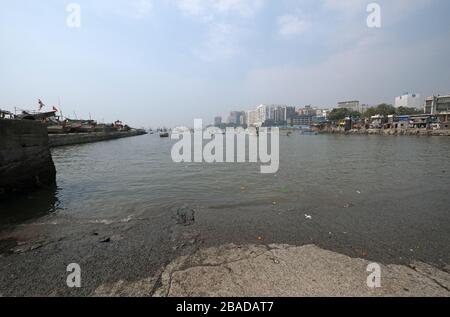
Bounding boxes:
[100,237,111,243]
[343,203,354,209]
[356,190,361,194]
[176,206,196,226]
[257,236,264,241]
[279,186,289,193]
[305,214,312,220]
[272,201,277,206]
[240,186,246,192]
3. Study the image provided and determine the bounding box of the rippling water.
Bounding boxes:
[2,133,450,221]
[1,133,449,264]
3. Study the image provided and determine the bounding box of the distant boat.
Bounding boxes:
[159,128,169,138]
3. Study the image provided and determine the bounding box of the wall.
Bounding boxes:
[48,129,147,148]
[0,120,56,196]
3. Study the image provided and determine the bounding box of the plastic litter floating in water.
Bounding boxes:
[305,214,312,220]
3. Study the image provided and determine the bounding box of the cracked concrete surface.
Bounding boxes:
[153,244,450,297]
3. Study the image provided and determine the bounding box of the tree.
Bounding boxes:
[395,107,421,116]
[363,104,396,118]
[328,108,360,122]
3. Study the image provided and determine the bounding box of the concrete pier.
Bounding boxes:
[48,129,147,148]
[0,119,56,196]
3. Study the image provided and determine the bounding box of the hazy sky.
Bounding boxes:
[1,0,450,127]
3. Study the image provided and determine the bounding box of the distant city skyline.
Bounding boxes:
[1,0,450,128]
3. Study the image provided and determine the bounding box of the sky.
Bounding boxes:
[1,0,450,128]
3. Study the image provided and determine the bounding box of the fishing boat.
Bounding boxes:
[159,128,169,138]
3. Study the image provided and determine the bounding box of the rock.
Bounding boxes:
[176,206,195,226]
[155,244,450,297]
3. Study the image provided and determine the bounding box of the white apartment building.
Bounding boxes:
[395,93,422,110]
[337,100,361,113]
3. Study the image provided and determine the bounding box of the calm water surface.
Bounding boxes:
[1,133,449,265]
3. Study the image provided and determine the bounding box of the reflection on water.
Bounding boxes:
[0,184,60,228]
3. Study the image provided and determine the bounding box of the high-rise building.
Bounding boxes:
[337,100,360,113]
[298,105,317,116]
[395,93,422,110]
[246,110,258,127]
[425,95,450,115]
[214,116,222,126]
[256,104,270,126]
[227,111,246,126]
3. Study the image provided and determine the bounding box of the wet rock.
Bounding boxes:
[100,237,111,243]
[176,206,195,226]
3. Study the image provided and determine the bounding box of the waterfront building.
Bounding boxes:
[255,104,270,126]
[289,115,314,126]
[284,106,297,121]
[395,93,422,110]
[337,100,361,113]
[425,95,450,128]
[297,105,317,116]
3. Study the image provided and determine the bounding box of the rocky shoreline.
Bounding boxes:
[318,128,450,137]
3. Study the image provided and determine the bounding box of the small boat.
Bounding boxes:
[159,128,169,138]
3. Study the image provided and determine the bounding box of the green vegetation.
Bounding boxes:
[328,108,361,121]
[395,106,422,116]
[363,104,422,118]
[329,104,423,122]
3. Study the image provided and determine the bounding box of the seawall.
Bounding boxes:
[48,129,147,148]
[0,119,56,196]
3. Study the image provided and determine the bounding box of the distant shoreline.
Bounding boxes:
[317,128,450,137]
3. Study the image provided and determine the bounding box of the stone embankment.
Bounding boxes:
[48,129,147,147]
[0,119,56,196]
